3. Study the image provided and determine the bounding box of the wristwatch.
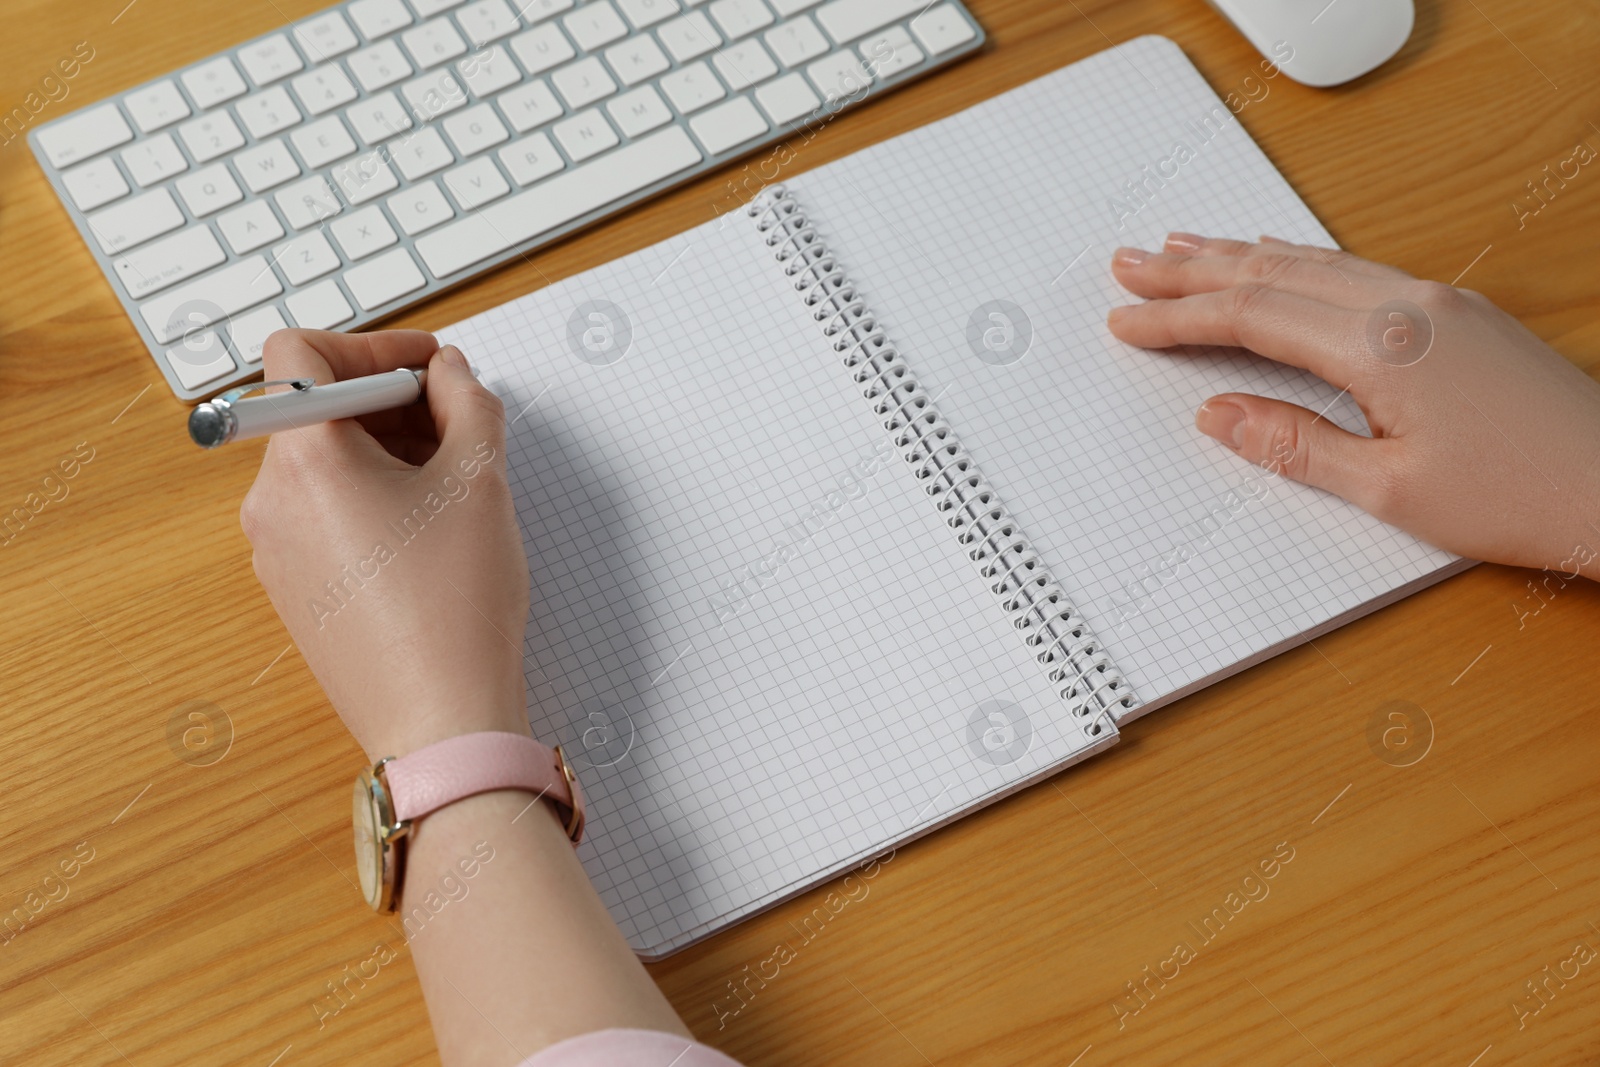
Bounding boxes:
[351,731,585,912]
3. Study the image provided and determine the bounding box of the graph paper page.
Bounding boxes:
[438,210,1113,956]
[789,35,1460,718]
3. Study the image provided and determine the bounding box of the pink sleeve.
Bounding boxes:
[515,1029,746,1067]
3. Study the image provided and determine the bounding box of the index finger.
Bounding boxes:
[261,328,440,386]
[258,328,441,470]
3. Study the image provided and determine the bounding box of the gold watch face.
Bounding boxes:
[352,771,385,910]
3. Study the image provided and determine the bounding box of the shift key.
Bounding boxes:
[140,256,284,343]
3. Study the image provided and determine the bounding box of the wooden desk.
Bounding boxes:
[3,0,1597,1063]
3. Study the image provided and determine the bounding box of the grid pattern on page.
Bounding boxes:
[786,35,1458,717]
[437,210,1113,956]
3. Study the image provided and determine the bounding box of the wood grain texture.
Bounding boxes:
[2,0,1598,1064]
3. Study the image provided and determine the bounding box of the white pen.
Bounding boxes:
[187,368,429,449]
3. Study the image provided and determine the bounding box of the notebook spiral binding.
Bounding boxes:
[748,185,1137,733]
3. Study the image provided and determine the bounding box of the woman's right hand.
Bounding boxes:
[1107,234,1600,580]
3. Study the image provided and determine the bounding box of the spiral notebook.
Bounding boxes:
[437,35,1466,957]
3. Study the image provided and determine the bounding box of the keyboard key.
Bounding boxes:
[508,24,575,75]
[348,0,414,38]
[713,38,776,89]
[295,12,361,60]
[458,44,522,97]
[497,131,564,184]
[769,0,821,15]
[275,175,342,228]
[121,133,189,186]
[804,49,871,101]
[909,3,974,54]
[291,115,358,168]
[550,58,617,109]
[292,65,359,115]
[497,80,563,131]
[415,125,700,276]
[552,109,618,162]
[331,150,400,203]
[62,157,129,211]
[347,40,413,92]
[178,112,246,163]
[401,70,469,120]
[36,103,133,168]
[443,156,512,208]
[562,1,629,50]
[236,86,303,138]
[228,304,288,364]
[330,205,398,259]
[457,0,521,45]
[402,18,468,69]
[140,256,284,342]
[114,225,227,299]
[218,200,285,253]
[233,139,300,194]
[659,61,725,113]
[603,36,669,86]
[513,0,575,22]
[753,70,818,124]
[86,188,185,254]
[274,230,342,285]
[387,180,455,234]
[764,16,828,66]
[813,0,920,44]
[688,95,766,154]
[165,330,236,390]
[413,0,468,14]
[176,164,245,216]
[656,12,721,61]
[123,80,190,133]
[238,33,305,86]
[606,85,671,136]
[708,0,773,40]
[389,126,456,179]
[346,91,415,144]
[181,57,249,109]
[859,26,921,76]
[443,104,510,155]
[344,247,426,309]
[616,0,679,29]
[286,280,354,328]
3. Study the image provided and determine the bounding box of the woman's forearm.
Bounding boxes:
[400,789,690,1066]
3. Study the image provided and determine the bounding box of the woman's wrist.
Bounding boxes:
[362,683,533,761]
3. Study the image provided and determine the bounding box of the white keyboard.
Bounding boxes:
[30,0,982,401]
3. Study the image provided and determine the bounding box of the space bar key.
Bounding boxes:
[415,127,703,279]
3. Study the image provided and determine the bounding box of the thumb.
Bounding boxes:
[1196,392,1392,515]
[423,345,507,475]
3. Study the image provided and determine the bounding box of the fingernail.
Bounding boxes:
[1107,305,1129,326]
[1260,235,1291,245]
[1197,400,1246,449]
[439,344,469,370]
[1166,232,1203,253]
[1112,247,1147,267]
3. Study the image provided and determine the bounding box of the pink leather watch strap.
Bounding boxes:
[384,732,584,843]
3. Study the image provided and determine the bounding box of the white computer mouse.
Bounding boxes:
[1207,0,1415,86]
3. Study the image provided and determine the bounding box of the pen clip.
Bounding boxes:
[216,377,317,405]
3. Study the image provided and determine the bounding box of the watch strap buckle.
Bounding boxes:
[554,745,585,845]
